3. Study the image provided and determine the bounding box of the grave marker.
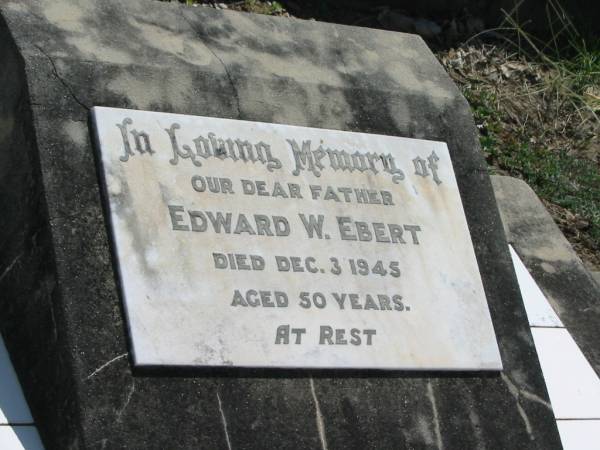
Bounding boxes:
[0,0,561,448]
[93,107,501,370]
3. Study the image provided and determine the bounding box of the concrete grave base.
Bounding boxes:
[492,175,600,377]
[0,1,561,448]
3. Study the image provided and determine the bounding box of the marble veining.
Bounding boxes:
[92,106,501,370]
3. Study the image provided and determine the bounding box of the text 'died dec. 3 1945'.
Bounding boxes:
[92,107,502,370]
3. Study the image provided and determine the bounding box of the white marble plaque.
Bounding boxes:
[91,106,502,370]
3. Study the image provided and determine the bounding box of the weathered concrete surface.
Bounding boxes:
[492,175,600,378]
[0,1,560,449]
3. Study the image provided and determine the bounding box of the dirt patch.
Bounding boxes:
[438,44,600,270]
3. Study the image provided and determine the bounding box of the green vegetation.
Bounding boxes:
[165,0,286,15]
[461,1,600,262]
[461,48,600,258]
[241,0,284,15]
[501,0,600,116]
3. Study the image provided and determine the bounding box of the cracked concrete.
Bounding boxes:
[33,44,90,111]
[426,381,444,450]
[309,377,329,450]
[216,389,233,450]
[178,9,242,118]
[0,252,22,284]
[84,353,128,381]
[115,380,135,423]
[501,373,535,440]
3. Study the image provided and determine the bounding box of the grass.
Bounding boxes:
[165,0,286,15]
[501,0,600,115]
[241,0,284,15]
[439,0,600,267]
[493,2,599,259]
[463,64,600,257]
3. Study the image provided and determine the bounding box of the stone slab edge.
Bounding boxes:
[492,175,600,377]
